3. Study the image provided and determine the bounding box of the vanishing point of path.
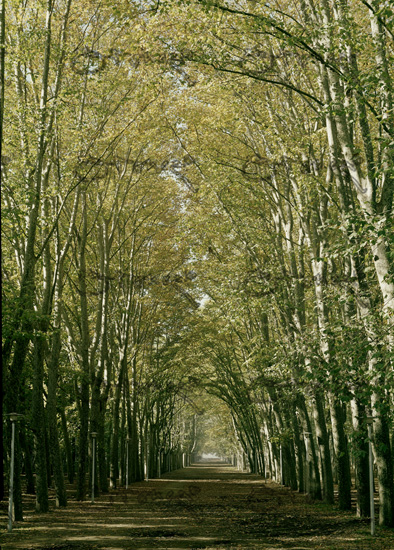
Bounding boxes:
[1,462,393,550]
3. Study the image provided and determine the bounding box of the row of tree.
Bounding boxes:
[1,0,202,518]
[167,0,394,526]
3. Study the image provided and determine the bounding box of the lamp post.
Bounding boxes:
[7,413,24,532]
[366,417,375,536]
[91,432,97,504]
[125,437,130,489]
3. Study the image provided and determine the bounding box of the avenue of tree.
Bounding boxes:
[1,0,394,530]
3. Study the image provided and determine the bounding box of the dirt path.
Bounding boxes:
[1,462,393,550]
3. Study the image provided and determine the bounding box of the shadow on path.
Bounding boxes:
[0,463,391,550]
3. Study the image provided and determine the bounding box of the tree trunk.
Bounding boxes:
[329,397,351,510]
[296,394,322,499]
[110,357,126,488]
[291,401,304,492]
[20,427,35,495]
[312,392,334,503]
[76,191,90,501]
[371,396,394,526]
[350,397,370,517]
[60,408,74,484]
[120,389,126,486]
[47,309,67,506]
[32,332,49,512]
[130,364,141,482]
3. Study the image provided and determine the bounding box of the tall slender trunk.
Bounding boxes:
[312,392,334,503]
[296,394,322,499]
[350,397,370,517]
[110,356,126,488]
[124,365,135,483]
[47,272,67,507]
[60,407,74,483]
[32,190,53,512]
[90,221,112,493]
[0,0,5,498]
[120,388,127,485]
[131,356,141,482]
[371,394,394,526]
[97,389,110,493]
[47,189,79,503]
[20,428,35,495]
[76,191,90,501]
[291,401,304,492]
[329,397,351,510]
[32,330,49,512]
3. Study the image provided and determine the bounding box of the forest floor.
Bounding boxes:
[1,462,393,550]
